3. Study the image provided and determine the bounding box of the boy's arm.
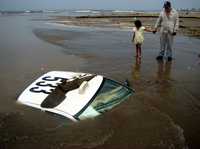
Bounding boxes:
[144,27,154,32]
[132,27,136,42]
[132,32,135,42]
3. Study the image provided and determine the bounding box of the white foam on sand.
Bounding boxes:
[45,21,131,32]
[74,10,100,14]
[45,22,72,28]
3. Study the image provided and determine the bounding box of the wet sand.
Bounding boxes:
[0,13,200,149]
[32,22,200,148]
[50,12,200,38]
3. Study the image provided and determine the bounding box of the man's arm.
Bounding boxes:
[172,10,179,36]
[174,11,179,33]
[153,12,163,33]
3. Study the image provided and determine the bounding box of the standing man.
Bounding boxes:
[153,1,179,61]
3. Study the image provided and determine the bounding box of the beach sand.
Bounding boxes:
[51,12,200,38]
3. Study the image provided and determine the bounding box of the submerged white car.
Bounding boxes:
[17,71,133,122]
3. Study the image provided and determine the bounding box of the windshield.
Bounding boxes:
[76,78,133,120]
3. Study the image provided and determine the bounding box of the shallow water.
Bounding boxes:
[0,13,200,149]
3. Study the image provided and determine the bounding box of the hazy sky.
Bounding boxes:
[0,0,200,10]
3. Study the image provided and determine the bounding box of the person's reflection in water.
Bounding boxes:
[132,57,141,85]
[156,60,172,96]
[156,60,172,82]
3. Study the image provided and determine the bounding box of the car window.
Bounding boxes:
[77,78,133,120]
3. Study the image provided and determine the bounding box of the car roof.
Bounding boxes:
[54,75,103,116]
[17,71,103,116]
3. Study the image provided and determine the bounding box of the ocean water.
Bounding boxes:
[0,11,200,149]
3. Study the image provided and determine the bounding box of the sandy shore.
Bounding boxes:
[49,12,200,38]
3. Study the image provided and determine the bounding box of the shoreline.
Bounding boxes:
[48,12,200,38]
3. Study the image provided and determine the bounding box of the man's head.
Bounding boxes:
[163,1,171,13]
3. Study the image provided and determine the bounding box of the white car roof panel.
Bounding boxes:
[55,75,103,116]
[17,71,102,112]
